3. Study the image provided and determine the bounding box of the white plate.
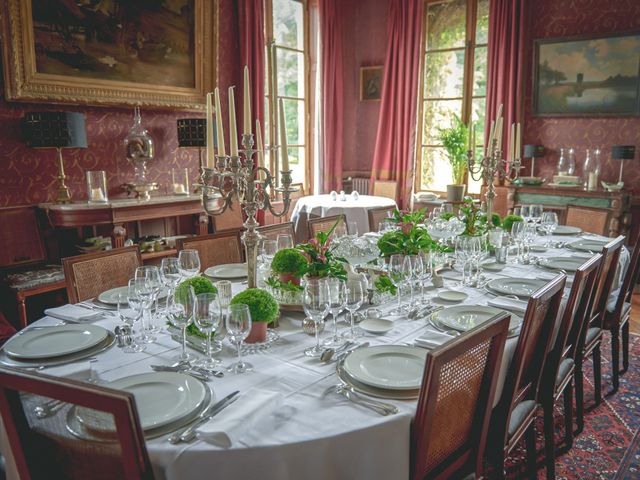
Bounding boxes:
[337,362,419,400]
[481,261,505,272]
[436,305,521,332]
[437,290,468,302]
[567,239,607,253]
[486,278,547,298]
[4,325,109,360]
[98,286,168,305]
[343,345,427,390]
[204,263,248,279]
[538,256,585,273]
[553,225,583,235]
[359,318,394,334]
[104,372,207,430]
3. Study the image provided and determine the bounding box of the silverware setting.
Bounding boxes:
[150,363,224,379]
[329,384,398,416]
[331,342,370,364]
[320,341,356,363]
[34,398,66,418]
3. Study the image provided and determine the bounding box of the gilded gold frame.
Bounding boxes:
[0,0,217,110]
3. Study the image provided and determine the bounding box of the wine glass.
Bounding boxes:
[194,292,222,370]
[406,255,423,306]
[324,278,347,347]
[226,304,253,373]
[132,277,156,343]
[510,221,526,263]
[135,266,162,334]
[523,223,538,262]
[342,278,365,339]
[166,285,196,363]
[541,212,558,247]
[389,254,407,314]
[455,236,470,285]
[529,204,543,224]
[520,205,532,223]
[214,280,232,349]
[276,234,294,251]
[160,258,181,313]
[418,250,432,304]
[178,249,201,278]
[303,278,330,357]
[117,284,145,353]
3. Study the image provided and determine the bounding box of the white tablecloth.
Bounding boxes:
[0,232,629,480]
[290,194,397,242]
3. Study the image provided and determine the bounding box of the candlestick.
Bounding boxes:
[243,66,252,136]
[205,92,214,167]
[487,120,495,156]
[256,119,265,170]
[229,86,238,156]
[495,116,503,149]
[214,88,226,156]
[509,123,515,162]
[515,123,521,160]
[278,98,289,171]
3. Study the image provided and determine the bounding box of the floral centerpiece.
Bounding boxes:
[456,196,501,236]
[297,220,348,280]
[230,288,279,343]
[377,209,441,257]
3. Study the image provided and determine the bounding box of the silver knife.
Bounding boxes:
[168,391,240,443]
[332,342,370,364]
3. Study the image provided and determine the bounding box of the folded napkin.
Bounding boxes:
[414,330,454,349]
[197,389,284,448]
[44,304,103,323]
[487,296,528,315]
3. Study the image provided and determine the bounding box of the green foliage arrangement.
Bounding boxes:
[271,248,308,275]
[265,276,303,293]
[454,197,503,236]
[378,208,443,257]
[230,288,280,323]
[374,274,397,296]
[175,276,217,303]
[438,115,469,185]
[440,212,455,221]
[297,220,348,280]
[502,214,524,232]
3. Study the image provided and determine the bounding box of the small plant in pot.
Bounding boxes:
[229,288,279,343]
[438,115,469,202]
[271,248,307,286]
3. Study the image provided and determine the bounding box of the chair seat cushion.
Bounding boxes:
[606,300,631,317]
[586,327,602,346]
[6,265,64,291]
[556,358,574,388]
[508,400,537,439]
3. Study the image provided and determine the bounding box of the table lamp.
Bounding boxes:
[22,112,87,204]
[612,145,635,187]
[523,144,545,177]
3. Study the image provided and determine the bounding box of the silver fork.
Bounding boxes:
[333,385,398,415]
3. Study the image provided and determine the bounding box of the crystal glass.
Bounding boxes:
[214,280,232,348]
[557,147,576,175]
[178,249,201,278]
[324,278,347,347]
[523,223,538,261]
[226,304,253,373]
[348,221,359,237]
[418,250,433,304]
[343,278,365,339]
[132,275,157,343]
[510,221,526,263]
[488,228,504,249]
[276,234,294,251]
[541,212,558,246]
[135,266,162,335]
[529,205,543,224]
[389,254,407,314]
[194,292,222,370]
[86,170,108,204]
[303,278,330,357]
[455,236,471,285]
[166,285,197,362]
[406,255,423,306]
[117,288,145,353]
[160,257,181,312]
[520,205,532,223]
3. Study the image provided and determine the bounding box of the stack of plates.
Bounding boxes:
[0,325,115,368]
[434,305,522,333]
[68,372,210,441]
[337,345,427,399]
[567,239,607,253]
[204,263,248,279]
[486,278,547,298]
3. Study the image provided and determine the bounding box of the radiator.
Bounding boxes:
[351,177,370,195]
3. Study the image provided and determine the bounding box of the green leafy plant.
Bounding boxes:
[265,276,304,293]
[455,197,502,236]
[271,248,308,275]
[175,277,217,303]
[230,288,279,323]
[502,214,524,232]
[438,115,469,185]
[297,219,348,280]
[374,274,397,296]
[377,210,444,257]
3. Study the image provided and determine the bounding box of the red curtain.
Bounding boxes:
[485,0,528,159]
[320,0,345,192]
[238,0,265,132]
[370,0,423,209]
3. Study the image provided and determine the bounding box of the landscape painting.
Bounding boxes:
[533,33,640,116]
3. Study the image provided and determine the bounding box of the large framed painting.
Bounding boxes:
[0,0,217,109]
[533,32,640,116]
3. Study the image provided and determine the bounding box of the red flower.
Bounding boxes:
[317,255,327,263]
[401,222,413,235]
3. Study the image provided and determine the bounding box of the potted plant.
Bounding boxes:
[502,214,524,233]
[438,115,469,202]
[271,248,308,286]
[230,288,280,343]
[297,220,348,280]
[172,277,218,339]
[376,209,442,258]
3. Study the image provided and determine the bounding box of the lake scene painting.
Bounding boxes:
[534,33,640,115]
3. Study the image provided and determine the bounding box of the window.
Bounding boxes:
[416,0,489,194]
[265,0,310,190]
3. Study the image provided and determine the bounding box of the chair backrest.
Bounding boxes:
[177,231,243,270]
[0,206,46,269]
[590,235,625,327]
[565,205,612,236]
[308,214,345,239]
[211,205,244,232]
[611,233,640,320]
[372,180,398,201]
[256,222,296,243]
[290,183,305,200]
[0,367,153,480]
[62,246,142,304]
[411,313,510,480]
[367,206,396,232]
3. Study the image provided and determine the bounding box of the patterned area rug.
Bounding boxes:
[504,333,640,479]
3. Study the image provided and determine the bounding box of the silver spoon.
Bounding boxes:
[320,341,355,363]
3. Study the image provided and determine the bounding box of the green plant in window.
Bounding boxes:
[438,115,469,185]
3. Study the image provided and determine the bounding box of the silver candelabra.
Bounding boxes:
[467,138,522,222]
[200,134,299,288]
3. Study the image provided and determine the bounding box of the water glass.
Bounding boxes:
[166,285,196,362]
[194,293,222,370]
[529,204,543,224]
[303,278,330,357]
[324,278,347,347]
[342,278,365,339]
[406,255,424,306]
[541,212,558,246]
[214,280,232,344]
[226,304,253,373]
[178,249,201,278]
[135,266,162,335]
[160,257,181,311]
[276,234,294,251]
[389,254,407,314]
[418,250,433,304]
[117,289,145,353]
[510,221,526,263]
[488,228,504,249]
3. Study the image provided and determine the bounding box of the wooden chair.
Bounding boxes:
[62,246,142,304]
[411,313,510,480]
[177,231,243,270]
[367,206,396,232]
[308,214,345,240]
[256,222,296,243]
[372,180,398,201]
[488,274,566,479]
[0,366,153,480]
[0,312,16,346]
[565,205,612,236]
[539,254,602,479]
[211,205,244,233]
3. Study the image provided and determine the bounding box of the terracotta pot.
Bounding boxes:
[446,184,466,202]
[279,272,301,286]
[245,322,268,343]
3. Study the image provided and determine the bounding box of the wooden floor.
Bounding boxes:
[630,293,640,334]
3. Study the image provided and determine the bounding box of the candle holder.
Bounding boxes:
[467,139,522,222]
[199,133,299,288]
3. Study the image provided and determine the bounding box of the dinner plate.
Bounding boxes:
[343,345,427,391]
[567,239,607,253]
[435,305,521,332]
[204,263,248,279]
[336,361,419,400]
[553,225,583,235]
[538,256,585,273]
[486,278,547,298]
[98,286,168,305]
[481,261,505,272]
[437,290,468,302]
[359,318,394,334]
[3,325,109,360]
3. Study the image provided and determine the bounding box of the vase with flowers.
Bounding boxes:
[297,219,348,280]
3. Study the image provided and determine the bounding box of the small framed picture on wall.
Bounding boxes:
[360,66,383,101]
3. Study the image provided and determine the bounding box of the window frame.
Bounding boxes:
[414,0,487,193]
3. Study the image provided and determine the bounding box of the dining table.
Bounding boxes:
[0,231,629,480]
[290,194,397,243]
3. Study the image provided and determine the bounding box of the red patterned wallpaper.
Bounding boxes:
[0,0,241,207]
[524,0,640,192]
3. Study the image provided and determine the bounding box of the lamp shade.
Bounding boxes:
[611,145,635,160]
[22,112,87,148]
[524,144,544,158]
[177,118,213,148]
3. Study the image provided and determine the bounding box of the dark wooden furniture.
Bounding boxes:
[0,366,153,480]
[488,274,566,479]
[367,206,396,232]
[211,205,244,232]
[411,313,510,480]
[256,222,296,242]
[177,231,243,270]
[308,214,345,240]
[0,311,16,346]
[372,180,398,201]
[565,204,612,237]
[62,246,142,304]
